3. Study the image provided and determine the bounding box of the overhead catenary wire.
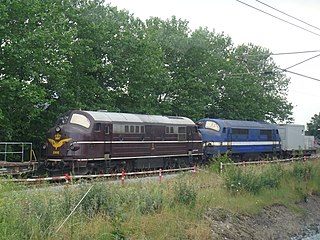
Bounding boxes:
[238,57,320,82]
[255,0,320,32]
[233,1,320,83]
[278,68,320,82]
[271,50,320,56]
[284,53,320,70]
[239,50,320,57]
[235,0,320,38]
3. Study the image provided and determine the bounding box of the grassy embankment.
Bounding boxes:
[0,157,319,240]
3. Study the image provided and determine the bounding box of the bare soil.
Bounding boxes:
[205,194,320,239]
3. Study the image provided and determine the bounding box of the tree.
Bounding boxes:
[306,113,320,139]
[0,0,76,142]
[207,43,293,123]
[0,0,294,146]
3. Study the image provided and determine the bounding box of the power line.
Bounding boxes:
[239,50,320,58]
[284,53,320,70]
[235,0,320,38]
[255,0,320,32]
[277,67,320,82]
[271,50,320,56]
[240,57,320,82]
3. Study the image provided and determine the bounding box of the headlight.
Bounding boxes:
[69,143,80,151]
[204,142,214,147]
[55,126,61,133]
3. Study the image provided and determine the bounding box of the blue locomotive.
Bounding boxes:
[196,118,282,160]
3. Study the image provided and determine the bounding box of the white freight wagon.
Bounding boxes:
[277,124,316,157]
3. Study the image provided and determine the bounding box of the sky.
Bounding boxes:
[107,0,320,126]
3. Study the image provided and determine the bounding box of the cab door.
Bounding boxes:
[226,128,232,153]
[104,123,113,159]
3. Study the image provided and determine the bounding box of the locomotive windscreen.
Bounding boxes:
[204,121,220,131]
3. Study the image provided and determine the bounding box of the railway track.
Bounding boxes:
[3,155,319,184]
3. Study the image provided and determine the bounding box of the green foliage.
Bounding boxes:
[259,164,283,188]
[291,162,313,180]
[306,113,320,139]
[0,0,293,145]
[173,181,197,207]
[208,152,232,173]
[1,162,320,239]
[80,184,123,218]
[224,164,283,194]
[137,187,164,214]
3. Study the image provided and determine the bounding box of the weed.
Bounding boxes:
[208,152,232,173]
[173,181,197,207]
[138,187,164,215]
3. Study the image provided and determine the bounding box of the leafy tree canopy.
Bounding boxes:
[306,113,320,139]
[0,0,293,146]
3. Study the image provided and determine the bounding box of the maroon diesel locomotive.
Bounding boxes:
[43,110,203,174]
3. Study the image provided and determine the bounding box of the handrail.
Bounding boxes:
[0,142,34,162]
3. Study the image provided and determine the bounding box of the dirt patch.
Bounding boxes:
[205,194,320,239]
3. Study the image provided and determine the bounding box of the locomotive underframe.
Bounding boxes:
[45,153,203,175]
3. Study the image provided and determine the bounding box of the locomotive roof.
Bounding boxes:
[200,118,277,129]
[83,111,196,125]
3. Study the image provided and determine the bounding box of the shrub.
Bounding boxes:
[80,184,122,218]
[173,182,197,207]
[138,187,164,214]
[260,164,283,189]
[292,162,313,180]
[224,164,284,194]
[208,152,232,173]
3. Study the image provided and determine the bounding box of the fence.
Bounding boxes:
[219,155,319,173]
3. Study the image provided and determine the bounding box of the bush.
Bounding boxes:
[260,164,283,189]
[208,153,232,173]
[138,187,164,214]
[224,164,284,194]
[173,182,197,207]
[80,184,122,218]
[292,162,313,180]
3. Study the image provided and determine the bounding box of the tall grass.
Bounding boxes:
[0,159,319,239]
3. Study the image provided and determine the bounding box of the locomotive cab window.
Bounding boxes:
[205,121,220,131]
[232,128,249,140]
[166,126,175,134]
[260,130,272,140]
[70,113,91,128]
[178,127,186,141]
[105,126,109,135]
[178,127,186,133]
[94,123,101,132]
